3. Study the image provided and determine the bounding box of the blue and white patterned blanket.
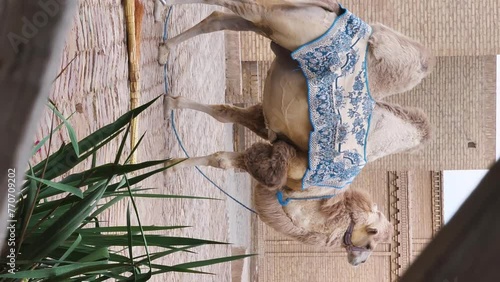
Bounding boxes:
[291,6,374,190]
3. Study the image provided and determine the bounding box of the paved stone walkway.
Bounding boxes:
[32,2,253,281]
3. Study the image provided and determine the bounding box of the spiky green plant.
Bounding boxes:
[0,96,252,281]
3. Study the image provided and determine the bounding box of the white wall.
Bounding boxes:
[497,55,500,160]
[443,170,488,223]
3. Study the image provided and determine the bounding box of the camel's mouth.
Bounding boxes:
[343,220,369,253]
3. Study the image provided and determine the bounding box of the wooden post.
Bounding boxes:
[124,0,144,164]
[0,0,78,250]
[401,160,500,281]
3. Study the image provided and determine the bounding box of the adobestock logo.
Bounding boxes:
[7,0,61,53]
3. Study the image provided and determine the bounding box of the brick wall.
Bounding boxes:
[225,3,498,281]
[239,0,500,59]
[340,0,500,57]
[371,56,496,171]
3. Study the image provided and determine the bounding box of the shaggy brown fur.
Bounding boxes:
[244,141,296,188]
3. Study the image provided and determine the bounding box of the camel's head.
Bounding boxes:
[322,190,393,266]
[345,203,392,266]
[367,23,435,97]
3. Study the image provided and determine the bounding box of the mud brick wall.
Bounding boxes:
[370,56,496,171]
[239,0,500,61]
[226,3,498,280]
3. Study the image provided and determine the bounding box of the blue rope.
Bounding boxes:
[276,190,335,206]
[162,7,258,214]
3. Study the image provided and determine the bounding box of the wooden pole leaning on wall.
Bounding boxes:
[401,159,500,282]
[0,0,78,251]
[124,0,144,164]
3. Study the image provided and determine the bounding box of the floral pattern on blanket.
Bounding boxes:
[291,7,374,190]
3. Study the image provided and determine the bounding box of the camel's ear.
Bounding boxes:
[367,35,381,60]
[366,227,378,235]
[368,24,380,45]
[368,34,377,46]
[368,24,383,59]
[371,203,378,212]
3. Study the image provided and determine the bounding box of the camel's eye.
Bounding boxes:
[366,244,372,250]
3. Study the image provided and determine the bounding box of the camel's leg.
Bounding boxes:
[165,151,246,172]
[159,11,261,64]
[287,0,340,13]
[154,0,168,22]
[156,0,337,51]
[165,95,269,140]
[166,141,297,188]
[158,0,339,13]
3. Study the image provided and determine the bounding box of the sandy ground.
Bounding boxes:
[32,1,253,281]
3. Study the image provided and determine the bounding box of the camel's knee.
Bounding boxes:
[209,152,230,169]
[210,105,235,123]
[208,151,244,170]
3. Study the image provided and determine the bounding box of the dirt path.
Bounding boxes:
[33,1,253,281]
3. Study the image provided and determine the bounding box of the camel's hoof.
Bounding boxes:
[154,0,168,22]
[158,43,171,65]
[164,95,180,112]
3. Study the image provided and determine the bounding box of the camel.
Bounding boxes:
[156,0,433,99]
[166,139,393,266]
[155,0,433,265]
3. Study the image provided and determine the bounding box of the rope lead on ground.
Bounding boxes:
[162,7,258,214]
